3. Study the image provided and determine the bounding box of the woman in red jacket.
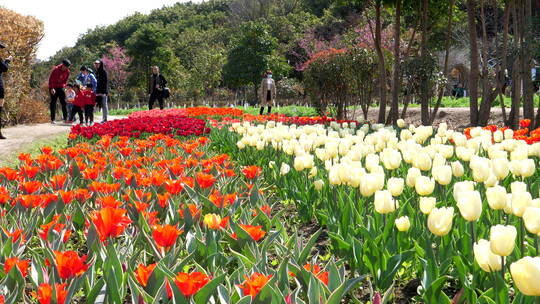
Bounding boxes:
[70,84,85,125]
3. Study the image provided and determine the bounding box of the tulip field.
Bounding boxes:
[2,108,540,303]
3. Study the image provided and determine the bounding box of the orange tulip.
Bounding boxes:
[164,179,184,195]
[57,190,76,204]
[178,204,200,219]
[36,283,67,304]
[303,263,329,286]
[54,250,89,279]
[3,228,26,244]
[90,207,132,242]
[4,257,29,277]
[152,224,182,249]
[239,273,272,297]
[242,165,262,179]
[135,263,156,287]
[196,172,216,188]
[0,187,10,204]
[173,272,210,297]
[240,224,266,241]
[203,214,229,230]
[20,181,42,194]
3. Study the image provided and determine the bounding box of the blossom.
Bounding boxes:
[4,257,29,277]
[54,250,89,279]
[36,283,67,304]
[173,272,210,297]
[90,207,132,242]
[242,165,262,179]
[135,263,156,287]
[239,273,272,297]
[152,224,182,248]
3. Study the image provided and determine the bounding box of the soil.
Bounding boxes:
[355,107,516,130]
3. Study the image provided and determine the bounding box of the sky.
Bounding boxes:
[1,0,193,60]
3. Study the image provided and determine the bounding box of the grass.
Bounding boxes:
[239,105,318,117]
[0,133,68,167]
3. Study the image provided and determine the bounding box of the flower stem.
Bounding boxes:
[501,256,505,281]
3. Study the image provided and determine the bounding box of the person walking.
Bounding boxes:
[259,70,276,115]
[48,59,71,124]
[93,60,109,123]
[0,42,12,139]
[148,66,168,110]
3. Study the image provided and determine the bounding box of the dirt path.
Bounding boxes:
[0,116,125,162]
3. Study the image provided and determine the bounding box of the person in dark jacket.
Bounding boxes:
[0,42,12,139]
[48,59,71,124]
[93,60,109,123]
[148,66,167,110]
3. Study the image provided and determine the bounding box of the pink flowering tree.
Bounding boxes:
[101,46,131,95]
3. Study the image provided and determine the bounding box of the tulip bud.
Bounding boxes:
[427,207,454,236]
[493,130,503,143]
[397,119,406,128]
[491,158,509,180]
[511,181,527,194]
[474,239,503,272]
[457,190,482,222]
[451,161,464,177]
[489,225,517,256]
[374,190,398,214]
[269,161,275,169]
[313,179,324,191]
[280,163,290,175]
[510,257,540,296]
[420,197,436,215]
[512,191,532,217]
[486,186,507,210]
[387,177,404,197]
[203,213,222,230]
[415,176,435,196]
[237,141,245,149]
[453,181,475,202]
[433,165,452,186]
[523,207,540,235]
[413,152,432,171]
[395,216,410,232]
[406,167,421,188]
[309,166,318,178]
[504,129,514,140]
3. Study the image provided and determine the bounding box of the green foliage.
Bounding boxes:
[223,22,290,91]
[240,105,318,117]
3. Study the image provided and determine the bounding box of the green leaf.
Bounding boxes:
[194,273,226,304]
[326,275,366,304]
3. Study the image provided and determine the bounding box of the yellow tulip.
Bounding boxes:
[510,257,540,296]
[523,207,540,235]
[203,213,222,230]
[491,158,509,180]
[474,239,502,272]
[374,190,398,214]
[451,161,464,177]
[280,163,290,175]
[433,165,452,185]
[387,177,404,197]
[427,207,454,236]
[489,225,517,256]
[512,191,532,217]
[406,167,421,188]
[415,176,435,196]
[395,216,410,232]
[457,190,482,222]
[313,179,324,191]
[453,181,475,202]
[486,186,507,210]
[420,197,436,215]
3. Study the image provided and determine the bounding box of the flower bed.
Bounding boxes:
[0,131,359,303]
[464,119,540,144]
[70,115,210,139]
[128,107,244,119]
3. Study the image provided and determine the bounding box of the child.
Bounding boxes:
[83,83,96,125]
[65,83,76,123]
[70,84,85,124]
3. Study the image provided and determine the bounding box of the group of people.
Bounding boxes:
[48,59,109,125]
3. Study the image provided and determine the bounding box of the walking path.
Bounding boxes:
[0,116,125,164]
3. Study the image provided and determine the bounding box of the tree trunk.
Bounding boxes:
[477,0,497,125]
[420,0,430,125]
[375,0,388,124]
[499,1,511,125]
[522,0,534,123]
[467,0,480,125]
[509,1,521,128]
[430,0,455,124]
[387,0,402,125]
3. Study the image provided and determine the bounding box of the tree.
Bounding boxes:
[222,22,290,103]
[101,46,131,107]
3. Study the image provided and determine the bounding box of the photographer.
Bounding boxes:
[0,42,12,139]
